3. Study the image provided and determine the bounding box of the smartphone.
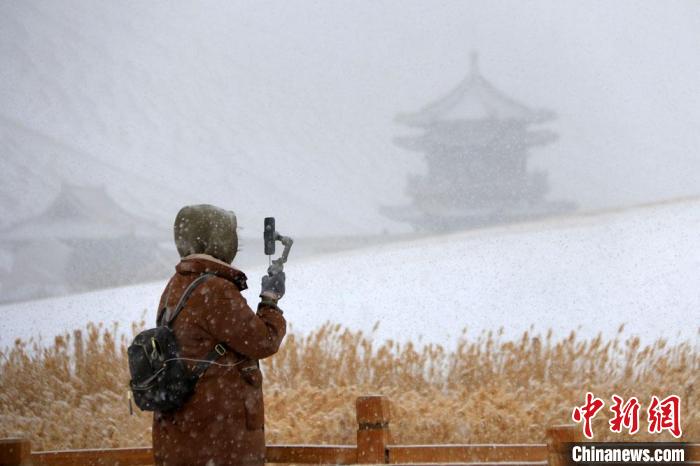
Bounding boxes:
[264,217,275,255]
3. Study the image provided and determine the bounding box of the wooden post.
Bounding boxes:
[546,425,581,466]
[356,395,391,464]
[0,438,31,466]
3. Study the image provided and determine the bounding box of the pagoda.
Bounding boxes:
[0,183,169,303]
[383,53,574,231]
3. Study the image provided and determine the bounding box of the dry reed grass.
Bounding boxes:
[0,321,697,450]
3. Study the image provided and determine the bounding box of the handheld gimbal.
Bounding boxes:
[264,217,293,274]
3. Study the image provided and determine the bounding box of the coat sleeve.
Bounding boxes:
[204,280,287,360]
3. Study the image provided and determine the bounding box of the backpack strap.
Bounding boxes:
[159,273,237,383]
[155,280,174,327]
[164,273,213,328]
[190,342,229,380]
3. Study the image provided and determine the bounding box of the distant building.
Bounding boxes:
[0,183,172,303]
[383,53,575,231]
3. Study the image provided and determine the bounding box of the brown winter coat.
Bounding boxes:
[152,255,286,466]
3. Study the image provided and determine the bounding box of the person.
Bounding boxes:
[153,204,287,466]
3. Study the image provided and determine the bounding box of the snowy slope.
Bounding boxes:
[0,116,179,231]
[0,1,416,236]
[2,200,698,347]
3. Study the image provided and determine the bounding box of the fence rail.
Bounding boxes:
[1,395,697,465]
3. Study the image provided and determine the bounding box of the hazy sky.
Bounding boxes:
[228,0,700,208]
[2,0,699,234]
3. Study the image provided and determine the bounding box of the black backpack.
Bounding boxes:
[127,273,227,413]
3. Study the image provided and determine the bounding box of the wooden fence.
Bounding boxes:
[0,395,697,465]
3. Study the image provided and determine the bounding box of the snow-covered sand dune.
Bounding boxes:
[2,200,699,347]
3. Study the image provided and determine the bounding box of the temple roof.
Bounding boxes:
[396,53,554,127]
[0,183,165,241]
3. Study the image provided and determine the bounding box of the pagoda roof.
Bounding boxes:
[396,53,554,127]
[0,183,165,241]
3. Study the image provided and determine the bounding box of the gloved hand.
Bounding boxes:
[260,268,285,303]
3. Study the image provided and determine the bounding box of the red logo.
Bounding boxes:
[609,395,640,434]
[647,395,682,438]
[572,392,605,439]
[572,393,682,439]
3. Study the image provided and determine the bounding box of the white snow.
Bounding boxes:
[2,200,698,348]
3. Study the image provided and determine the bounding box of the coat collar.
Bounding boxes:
[176,254,248,291]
